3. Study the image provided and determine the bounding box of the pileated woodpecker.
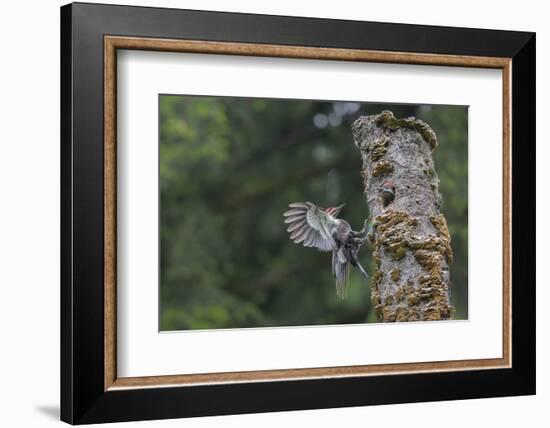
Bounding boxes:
[283,202,369,299]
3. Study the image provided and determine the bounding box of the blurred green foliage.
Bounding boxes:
[159,95,468,330]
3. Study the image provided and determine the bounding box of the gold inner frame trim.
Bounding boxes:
[104,35,512,391]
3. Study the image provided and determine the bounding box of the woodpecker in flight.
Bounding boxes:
[283,202,369,299]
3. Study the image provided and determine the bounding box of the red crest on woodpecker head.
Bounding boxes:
[382,180,395,190]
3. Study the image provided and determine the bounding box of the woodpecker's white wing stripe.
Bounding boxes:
[284,201,339,252]
[305,205,337,241]
[284,215,304,224]
[286,219,307,232]
[288,202,308,209]
[295,228,312,244]
[283,208,306,217]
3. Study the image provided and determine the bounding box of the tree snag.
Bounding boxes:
[352,111,455,322]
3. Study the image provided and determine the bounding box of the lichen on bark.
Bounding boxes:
[352,111,454,322]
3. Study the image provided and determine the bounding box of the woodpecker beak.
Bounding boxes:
[332,203,345,217]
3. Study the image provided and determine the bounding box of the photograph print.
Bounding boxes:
[159,94,468,331]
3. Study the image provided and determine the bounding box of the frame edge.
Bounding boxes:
[104,35,513,389]
[63,3,536,422]
[60,2,74,425]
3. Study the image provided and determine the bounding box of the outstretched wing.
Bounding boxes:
[283,202,337,252]
[332,249,350,299]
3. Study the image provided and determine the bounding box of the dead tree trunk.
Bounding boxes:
[352,111,455,322]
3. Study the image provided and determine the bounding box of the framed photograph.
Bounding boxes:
[60,2,535,424]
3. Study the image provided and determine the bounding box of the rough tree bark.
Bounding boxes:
[352,111,455,322]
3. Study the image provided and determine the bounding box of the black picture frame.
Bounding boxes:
[61,2,535,424]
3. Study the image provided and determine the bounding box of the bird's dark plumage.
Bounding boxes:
[380,180,396,207]
[284,202,368,299]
